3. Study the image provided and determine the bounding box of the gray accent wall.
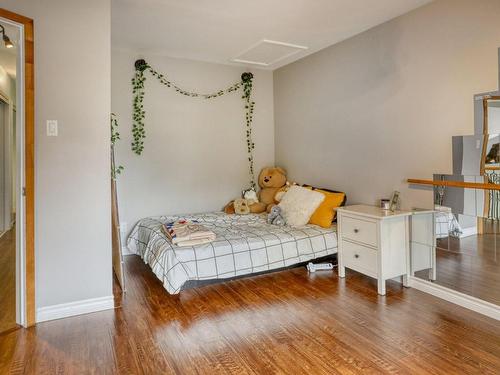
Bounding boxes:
[0,0,112,308]
[273,0,500,209]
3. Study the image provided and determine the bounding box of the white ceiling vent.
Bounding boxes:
[231,39,308,67]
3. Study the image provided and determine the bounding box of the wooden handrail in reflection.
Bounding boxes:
[407,179,500,191]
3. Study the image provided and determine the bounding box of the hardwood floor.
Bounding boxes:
[417,232,500,305]
[1,256,500,374]
[0,229,17,334]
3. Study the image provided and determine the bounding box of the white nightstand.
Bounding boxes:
[337,205,413,295]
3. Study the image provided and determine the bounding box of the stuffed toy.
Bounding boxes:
[233,198,251,215]
[242,188,259,205]
[223,167,287,214]
[223,200,235,214]
[224,195,257,214]
[267,205,286,226]
[253,166,288,213]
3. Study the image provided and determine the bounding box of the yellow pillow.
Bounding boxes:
[306,188,345,228]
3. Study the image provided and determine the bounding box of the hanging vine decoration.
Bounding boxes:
[111,113,124,179]
[241,72,255,188]
[132,59,256,189]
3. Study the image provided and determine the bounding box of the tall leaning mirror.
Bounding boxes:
[409,49,500,309]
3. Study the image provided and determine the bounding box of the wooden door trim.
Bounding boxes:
[0,8,35,327]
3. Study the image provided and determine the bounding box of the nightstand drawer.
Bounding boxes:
[341,216,377,247]
[342,240,378,277]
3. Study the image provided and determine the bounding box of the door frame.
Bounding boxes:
[0,8,35,327]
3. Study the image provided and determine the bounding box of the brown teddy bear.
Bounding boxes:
[223,167,288,214]
[252,167,288,213]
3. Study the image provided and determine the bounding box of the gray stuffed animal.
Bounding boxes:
[267,205,286,226]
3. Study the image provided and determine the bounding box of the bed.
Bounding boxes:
[127,211,338,294]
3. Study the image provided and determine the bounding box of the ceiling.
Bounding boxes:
[0,22,18,78]
[112,0,432,70]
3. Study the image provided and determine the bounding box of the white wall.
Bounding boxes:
[112,49,274,231]
[0,64,15,99]
[0,0,112,308]
[0,64,15,231]
[274,0,500,209]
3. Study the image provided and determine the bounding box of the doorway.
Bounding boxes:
[0,23,16,333]
[0,8,35,332]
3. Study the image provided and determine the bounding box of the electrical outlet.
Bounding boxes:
[47,120,58,136]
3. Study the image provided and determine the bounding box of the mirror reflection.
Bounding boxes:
[411,177,500,306]
[452,134,500,175]
[485,134,500,168]
[412,208,500,306]
[486,98,500,134]
[410,72,500,307]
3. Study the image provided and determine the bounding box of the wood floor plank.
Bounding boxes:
[0,229,17,334]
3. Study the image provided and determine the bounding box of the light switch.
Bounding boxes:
[47,120,58,136]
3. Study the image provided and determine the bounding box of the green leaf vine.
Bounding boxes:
[111,113,124,179]
[131,59,257,189]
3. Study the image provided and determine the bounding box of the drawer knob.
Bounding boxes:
[354,254,359,259]
[354,229,359,233]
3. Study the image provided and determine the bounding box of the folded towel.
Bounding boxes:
[171,237,216,247]
[163,220,216,247]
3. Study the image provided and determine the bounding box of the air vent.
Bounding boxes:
[231,39,308,67]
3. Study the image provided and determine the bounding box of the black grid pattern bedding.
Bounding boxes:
[127,212,338,294]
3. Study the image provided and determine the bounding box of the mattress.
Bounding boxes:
[127,211,338,294]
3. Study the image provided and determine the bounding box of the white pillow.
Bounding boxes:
[278,186,325,227]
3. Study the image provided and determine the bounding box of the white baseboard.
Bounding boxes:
[458,226,477,238]
[36,295,115,323]
[409,276,500,321]
[122,245,134,256]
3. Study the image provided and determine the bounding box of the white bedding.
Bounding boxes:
[127,211,338,294]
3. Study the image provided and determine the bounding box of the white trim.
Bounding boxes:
[231,58,269,67]
[457,226,477,238]
[16,23,26,327]
[409,276,500,321]
[36,296,115,323]
[231,39,308,67]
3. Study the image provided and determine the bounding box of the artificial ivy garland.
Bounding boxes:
[111,113,124,179]
[132,59,256,189]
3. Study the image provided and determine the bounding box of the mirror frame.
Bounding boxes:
[483,95,500,134]
[481,96,500,174]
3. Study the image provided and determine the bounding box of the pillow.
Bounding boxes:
[278,186,325,227]
[303,184,347,223]
[307,188,346,228]
[302,184,347,206]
